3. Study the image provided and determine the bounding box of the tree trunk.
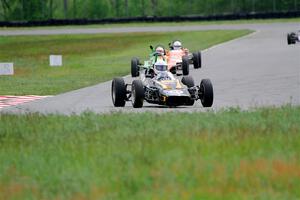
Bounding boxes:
[231,0,234,13]
[73,0,76,18]
[150,0,157,16]
[188,0,192,13]
[116,0,119,17]
[22,0,26,19]
[1,0,9,9]
[252,0,255,12]
[272,0,276,12]
[109,0,117,17]
[141,0,145,16]
[63,0,68,18]
[125,0,128,16]
[40,0,45,19]
[49,0,53,18]
[1,0,10,20]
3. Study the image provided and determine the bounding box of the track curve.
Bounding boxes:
[1,23,300,114]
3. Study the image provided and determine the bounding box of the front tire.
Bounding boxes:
[131,80,144,108]
[193,51,202,69]
[182,56,189,75]
[112,77,126,107]
[182,76,195,106]
[131,57,140,77]
[199,79,214,107]
[290,33,297,44]
[287,34,292,45]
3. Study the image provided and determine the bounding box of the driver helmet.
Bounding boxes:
[155,46,165,55]
[154,60,168,75]
[173,41,182,50]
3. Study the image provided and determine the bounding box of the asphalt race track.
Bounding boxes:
[1,23,299,114]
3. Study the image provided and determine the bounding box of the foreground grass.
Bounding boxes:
[0,29,251,95]
[0,106,299,199]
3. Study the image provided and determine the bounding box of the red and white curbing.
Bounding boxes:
[0,95,51,109]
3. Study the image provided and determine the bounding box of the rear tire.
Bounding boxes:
[193,51,202,69]
[199,79,213,107]
[131,57,140,77]
[112,77,126,107]
[131,80,144,108]
[182,56,189,75]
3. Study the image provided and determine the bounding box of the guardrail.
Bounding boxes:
[0,11,299,27]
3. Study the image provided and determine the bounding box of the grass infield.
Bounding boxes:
[0,106,299,199]
[0,30,251,95]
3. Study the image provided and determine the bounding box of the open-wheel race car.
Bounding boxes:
[131,45,171,77]
[287,31,300,45]
[112,60,213,108]
[131,41,202,77]
[167,40,202,75]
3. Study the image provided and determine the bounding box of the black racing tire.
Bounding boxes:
[181,76,195,106]
[287,34,292,45]
[131,80,144,108]
[290,33,297,44]
[186,98,195,106]
[192,51,202,69]
[112,77,126,107]
[199,79,214,107]
[131,57,140,77]
[182,56,189,75]
[181,76,195,88]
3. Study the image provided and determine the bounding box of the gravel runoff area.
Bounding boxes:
[1,22,299,114]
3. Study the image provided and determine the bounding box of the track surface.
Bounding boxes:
[1,23,299,114]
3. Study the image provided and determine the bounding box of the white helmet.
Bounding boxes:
[154,60,168,74]
[173,41,182,50]
[155,46,164,55]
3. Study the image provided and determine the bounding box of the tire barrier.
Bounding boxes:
[0,11,299,27]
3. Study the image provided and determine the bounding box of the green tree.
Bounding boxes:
[0,0,299,21]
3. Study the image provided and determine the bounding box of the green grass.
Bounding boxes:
[0,106,299,199]
[0,29,251,95]
[1,17,299,30]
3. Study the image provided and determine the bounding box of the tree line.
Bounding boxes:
[0,0,299,21]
